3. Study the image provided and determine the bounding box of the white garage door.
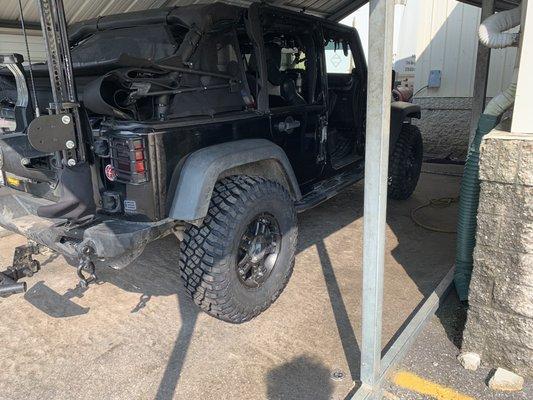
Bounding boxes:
[0,33,46,63]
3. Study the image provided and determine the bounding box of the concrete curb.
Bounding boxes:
[421,162,464,177]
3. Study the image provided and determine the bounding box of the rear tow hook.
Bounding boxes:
[0,243,41,298]
[77,245,97,288]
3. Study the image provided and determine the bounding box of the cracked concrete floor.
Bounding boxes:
[0,172,466,400]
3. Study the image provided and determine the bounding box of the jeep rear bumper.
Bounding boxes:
[0,188,176,269]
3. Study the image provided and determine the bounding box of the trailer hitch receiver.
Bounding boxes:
[0,243,41,298]
[0,274,27,297]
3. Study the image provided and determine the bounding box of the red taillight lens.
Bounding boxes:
[107,136,149,184]
[133,140,146,173]
[133,140,146,174]
[134,141,144,161]
[135,160,145,173]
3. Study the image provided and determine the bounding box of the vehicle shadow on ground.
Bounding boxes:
[24,281,91,317]
[266,355,334,400]
[100,236,201,400]
[315,239,361,382]
[23,252,95,317]
[22,234,200,400]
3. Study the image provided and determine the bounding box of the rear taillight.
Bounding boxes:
[133,141,146,173]
[107,136,149,184]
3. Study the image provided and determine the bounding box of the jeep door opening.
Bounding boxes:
[0,1,422,322]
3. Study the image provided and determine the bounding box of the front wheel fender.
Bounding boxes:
[390,101,421,151]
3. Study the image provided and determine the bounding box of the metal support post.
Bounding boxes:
[359,0,394,398]
[469,0,495,144]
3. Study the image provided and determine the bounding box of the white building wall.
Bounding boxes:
[412,0,517,98]
[345,0,516,98]
[0,33,46,62]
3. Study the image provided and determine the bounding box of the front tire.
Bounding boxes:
[388,124,423,200]
[179,175,298,323]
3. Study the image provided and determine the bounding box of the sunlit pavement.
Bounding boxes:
[0,169,501,400]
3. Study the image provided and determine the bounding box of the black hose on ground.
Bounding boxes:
[454,114,499,302]
[411,197,459,234]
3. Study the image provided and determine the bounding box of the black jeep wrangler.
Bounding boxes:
[0,2,422,322]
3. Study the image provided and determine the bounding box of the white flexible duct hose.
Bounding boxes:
[485,66,519,116]
[478,7,521,49]
[481,5,523,116]
[484,80,517,116]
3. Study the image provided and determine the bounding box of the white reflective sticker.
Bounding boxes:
[124,200,137,213]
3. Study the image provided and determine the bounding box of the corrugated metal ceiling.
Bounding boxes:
[0,0,367,27]
[458,0,521,10]
[0,0,521,29]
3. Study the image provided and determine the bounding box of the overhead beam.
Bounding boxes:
[0,19,41,31]
[327,0,519,23]
[328,0,369,21]
[458,0,519,11]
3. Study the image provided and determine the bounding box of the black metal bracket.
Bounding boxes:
[0,240,100,298]
[0,243,41,298]
[36,0,86,164]
[27,113,76,153]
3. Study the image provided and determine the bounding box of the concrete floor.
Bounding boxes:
[385,291,533,400]
[0,171,464,400]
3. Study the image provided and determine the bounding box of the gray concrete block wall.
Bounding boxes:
[461,130,533,377]
[413,97,474,160]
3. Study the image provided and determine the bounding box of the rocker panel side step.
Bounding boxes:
[295,164,364,213]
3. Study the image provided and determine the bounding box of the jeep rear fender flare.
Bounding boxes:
[168,139,301,222]
[390,101,421,150]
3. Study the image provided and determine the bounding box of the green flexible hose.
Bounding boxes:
[454,114,499,301]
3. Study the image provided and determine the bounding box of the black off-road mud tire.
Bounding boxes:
[388,124,423,200]
[179,175,298,323]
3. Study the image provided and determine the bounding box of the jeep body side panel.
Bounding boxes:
[168,138,301,221]
[390,101,421,149]
[102,112,272,221]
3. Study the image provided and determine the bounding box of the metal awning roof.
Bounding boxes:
[458,0,521,10]
[0,0,521,31]
[0,0,368,30]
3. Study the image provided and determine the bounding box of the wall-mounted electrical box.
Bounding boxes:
[428,70,442,88]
